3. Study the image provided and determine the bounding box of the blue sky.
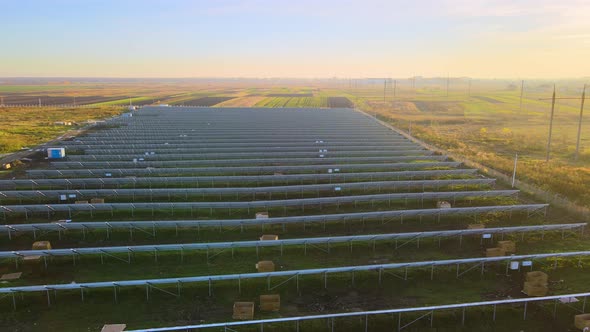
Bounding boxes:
[1,0,588,78]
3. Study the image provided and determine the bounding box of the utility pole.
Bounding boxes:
[575,84,587,161]
[539,84,588,162]
[546,85,556,162]
[512,153,518,188]
[519,80,524,112]
[0,96,4,106]
[38,98,41,107]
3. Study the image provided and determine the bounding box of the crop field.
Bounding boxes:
[0,81,246,107]
[0,106,588,332]
[255,96,328,108]
[267,93,314,97]
[164,92,222,105]
[0,95,126,106]
[214,96,268,107]
[180,96,236,106]
[0,83,144,105]
[89,96,155,106]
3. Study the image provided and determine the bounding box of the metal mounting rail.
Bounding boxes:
[0,204,549,233]
[25,162,464,178]
[81,145,422,155]
[125,291,590,331]
[1,223,583,259]
[59,141,419,149]
[66,150,431,161]
[65,137,412,144]
[0,169,478,189]
[50,155,448,169]
[0,249,586,294]
[0,190,514,214]
[0,180,499,199]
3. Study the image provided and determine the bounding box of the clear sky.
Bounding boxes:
[1,0,589,78]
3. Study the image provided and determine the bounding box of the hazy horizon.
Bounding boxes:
[1,76,589,80]
[1,0,589,78]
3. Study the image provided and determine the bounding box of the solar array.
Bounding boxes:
[3,204,547,234]
[126,291,590,332]
[25,161,463,177]
[0,169,479,189]
[2,250,590,295]
[1,223,584,261]
[0,107,580,330]
[0,180,500,200]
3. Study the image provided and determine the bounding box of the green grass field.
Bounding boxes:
[0,106,126,154]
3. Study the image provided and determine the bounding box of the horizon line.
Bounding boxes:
[1,76,589,81]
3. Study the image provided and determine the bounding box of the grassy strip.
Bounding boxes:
[0,106,124,153]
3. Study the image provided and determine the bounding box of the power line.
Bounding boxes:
[539,84,588,161]
[575,84,587,161]
[546,85,556,162]
[519,80,524,112]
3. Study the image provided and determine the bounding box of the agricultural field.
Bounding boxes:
[267,93,314,97]
[0,81,245,107]
[89,96,155,106]
[0,95,125,106]
[255,96,328,108]
[0,83,150,106]
[180,96,236,106]
[214,96,267,107]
